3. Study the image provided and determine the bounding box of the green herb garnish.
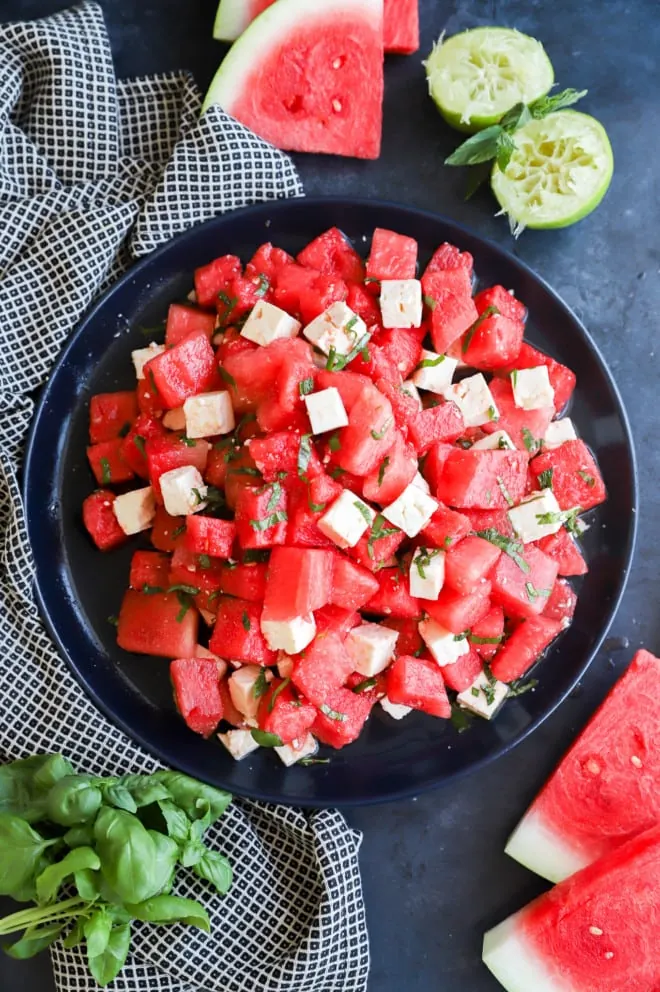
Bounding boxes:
[219,367,236,388]
[241,611,251,632]
[268,677,291,712]
[414,353,445,372]
[351,678,378,694]
[377,456,390,488]
[496,476,514,507]
[538,468,554,490]
[319,704,348,722]
[99,458,111,485]
[423,295,437,311]
[328,432,341,452]
[254,273,270,298]
[249,511,288,532]
[297,434,313,481]
[577,470,596,487]
[371,417,393,441]
[298,377,314,396]
[462,306,499,353]
[521,427,541,454]
[252,668,269,699]
[476,528,529,573]
[251,729,283,747]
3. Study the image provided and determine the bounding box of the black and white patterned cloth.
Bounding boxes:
[0,3,370,991]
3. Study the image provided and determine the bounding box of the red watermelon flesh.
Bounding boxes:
[483,823,660,992]
[203,0,384,160]
[505,650,660,883]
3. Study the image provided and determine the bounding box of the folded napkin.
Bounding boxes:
[0,3,370,991]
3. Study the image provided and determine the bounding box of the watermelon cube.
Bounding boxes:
[145,434,209,500]
[337,384,396,476]
[346,282,381,326]
[444,536,502,596]
[482,378,554,452]
[382,616,425,658]
[145,330,217,410]
[82,490,127,551]
[297,227,364,283]
[423,243,473,280]
[314,605,361,638]
[373,325,425,380]
[531,440,606,511]
[194,254,241,308]
[116,589,199,658]
[440,647,484,693]
[234,482,288,550]
[473,285,526,324]
[362,431,417,504]
[421,442,454,494]
[490,545,558,620]
[208,596,276,665]
[490,615,563,682]
[383,0,419,54]
[249,430,322,483]
[165,303,216,346]
[87,439,135,487]
[386,655,451,718]
[435,448,529,510]
[329,555,380,612]
[366,228,418,281]
[247,242,294,283]
[537,528,588,577]
[365,568,421,619]
[312,685,375,748]
[170,658,223,738]
[121,413,167,478]
[257,680,316,744]
[423,581,492,634]
[420,503,472,550]
[470,605,505,661]
[461,309,524,370]
[184,516,236,559]
[89,391,138,444]
[292,631,354,707]
[218,561,268,602]
[262,547,334,620]
[348,517,405,571]
[409,401,465,453]
[150,505,186,553]
[543,578,578,624]
[426,270,479,354]
[129,550,171,590]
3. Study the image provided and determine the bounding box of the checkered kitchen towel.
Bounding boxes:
[0,3,370,991]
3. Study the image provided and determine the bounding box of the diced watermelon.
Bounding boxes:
[218,561,268,602]
[421,442,454,494]
[150,505,186,552]
[440,647,484,693]
[256,338,316,432]
[461,308,524,370]
[365,568,421,618]
[420,503,472,550]
[117,589,199,658]
[373,326,425,379]
[311,685,375,748]
[423,242,473,279]
[444,536,502,596]
[362,430,417,504]
[367,228,418,281]
[531,440,606,511]
[348,516,405,571]
[501,341,576,412]
[262,546,334,619]
[82,490,127,551]
[423,581,492,634]
[314,605,361,637]
[490,615,563,682]
[257,680,317,744]
[286,477,343,550]
[234,482,288,549]
[469,605,505,661]
[168,544,224,596]
[543,578,577,624]
[292,631,354,706]
[329,554,380,611]
[89,391,138,444]
[194,254,242,308]
[145,330,217,410]
[87,438,135,487]
[249,430,322,483]
[170,658,223,737]
[386,655,451,718]
[490,545,558,620]
[409,401,465,453]
[482,378,554,452]
[209,596,276,664]
[383,0,419,53]
[136,377,165,417]
[346,282,381,325]
[184,516,236,558]
[374,376,422,436]
[537,528,588,576]
[129,550,171,590]
[381,616,425,658]
[165,303,216,346]
[337,383,396,475]
[473,285,526,323]
[299,272,348,325]
[464,508,516,538]
[297,227,364,283]
[121,413,167,478]
[247,242,294,283]
[435,448,528,510]
[505,650,660,882]
[145,434,209,500]
[426,269,479,354]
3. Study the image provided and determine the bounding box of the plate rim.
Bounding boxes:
[22,196,639,807]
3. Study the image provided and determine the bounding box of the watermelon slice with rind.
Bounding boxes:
[506,650,660,883]
[204,0,384,160]
[483,823,660,992]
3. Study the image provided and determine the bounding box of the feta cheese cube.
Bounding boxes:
[318,490,375,549]
[380,279,423,329]
[303,301,367,357]
[304,387,349,434]
[159,465,207,517]
[507,489,563,543]
[443,373,499,428]
[112,486,155,536]
[275,733,319,767]
[261,613,316,654]
[409,547,446,600]
[345,622,399,677]
[162,407,186,431]
[382,482,438,538]
[132,342,165,380]
[184,391,235,438]
[380,696,412,720]
[544,417,578,449]
[471,430,515,451]
[412,350,458,394]
[240,301,301,347]
[419,619,470,667]
[511,366,555,411]
[457,673,509,719]
[218,729,260,761]
[228,665,265,721]
[410,471,431,495]
[400,380,423,409]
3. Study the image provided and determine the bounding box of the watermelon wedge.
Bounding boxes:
[506,650,660,883]
[213,0,419,54]
[483,823,660,992]
[204,0,384,160]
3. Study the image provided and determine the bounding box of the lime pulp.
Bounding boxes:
[425,27,554,134]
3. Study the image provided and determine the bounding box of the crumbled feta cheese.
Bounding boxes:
[410,471,431,495]
[345,622,399,677]
[443,373,499,428]
[507,489,563,544]
[419,619,470,666]
[410,547,446,600]
[112,486,155,536]
[184,391,235,438]
[261,614,316,654]
[457,673,509,719]
[382,482,438,538]
[304,387,349,434]
[471,430,515,451]
[240,301,301,347]
[303,301,367,357]
[379,279,423,329]
[275,733,319,767]
[400,380,423,409]
[132,342,165,380]
[218,729,260,761]
[544,417,578,449]
[511,366,555,411]
[379,696,412,720]
[162,407,186,431]
[228,665,265,721]
[318,490,375,549]
[159,465,207,517]
[412,350,458,394]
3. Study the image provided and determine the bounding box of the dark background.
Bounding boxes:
[1,1,659,990]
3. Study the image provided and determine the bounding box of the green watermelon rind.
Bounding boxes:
[483,914,567,992]
[203,0,383,116]
[505,809,590,884]
[213,0,257,42]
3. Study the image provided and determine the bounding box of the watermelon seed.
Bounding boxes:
[332,99,343,113]
[589,926,603,936]
[605,952,614,960]
[332,57,344,70]
[630,755,643,768]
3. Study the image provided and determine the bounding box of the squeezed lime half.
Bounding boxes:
[490,110,614,235]
[425,27,554,134]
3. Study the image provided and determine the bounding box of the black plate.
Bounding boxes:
[23,198,637,807]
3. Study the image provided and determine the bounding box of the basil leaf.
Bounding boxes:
[496,130,516,173]
[371,417,393,441]
[4,923,64,960]
[46,776,102,826]
[87,923,131,987]
[499,101,532,131]
[36,847,100,905]
[444,124,503,166]
[193,849,233,895]
[462,306,500,354]
[268,677,291,713]
[251,729,283,747]
[538,468,554,489]
[249,510,287,532]
[152,772,232,823]
[377,456,390,487]
[529,87,587,119]
[83,907,113,959]
[319,703,347,722]
[94,807,160,904]
[0,815,58,898]
[297,433,313,480]
[299,377,314,396]
[475,528,529,573]
[351,678,378,694]
[102,784,138,814]
[157,800,191,845]
[219,367,236,387]
[127,894,210,931]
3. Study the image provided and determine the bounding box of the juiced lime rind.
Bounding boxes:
[425,27,554,134]
[490,110,614,234]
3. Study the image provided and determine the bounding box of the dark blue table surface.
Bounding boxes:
[1,1,659,990]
